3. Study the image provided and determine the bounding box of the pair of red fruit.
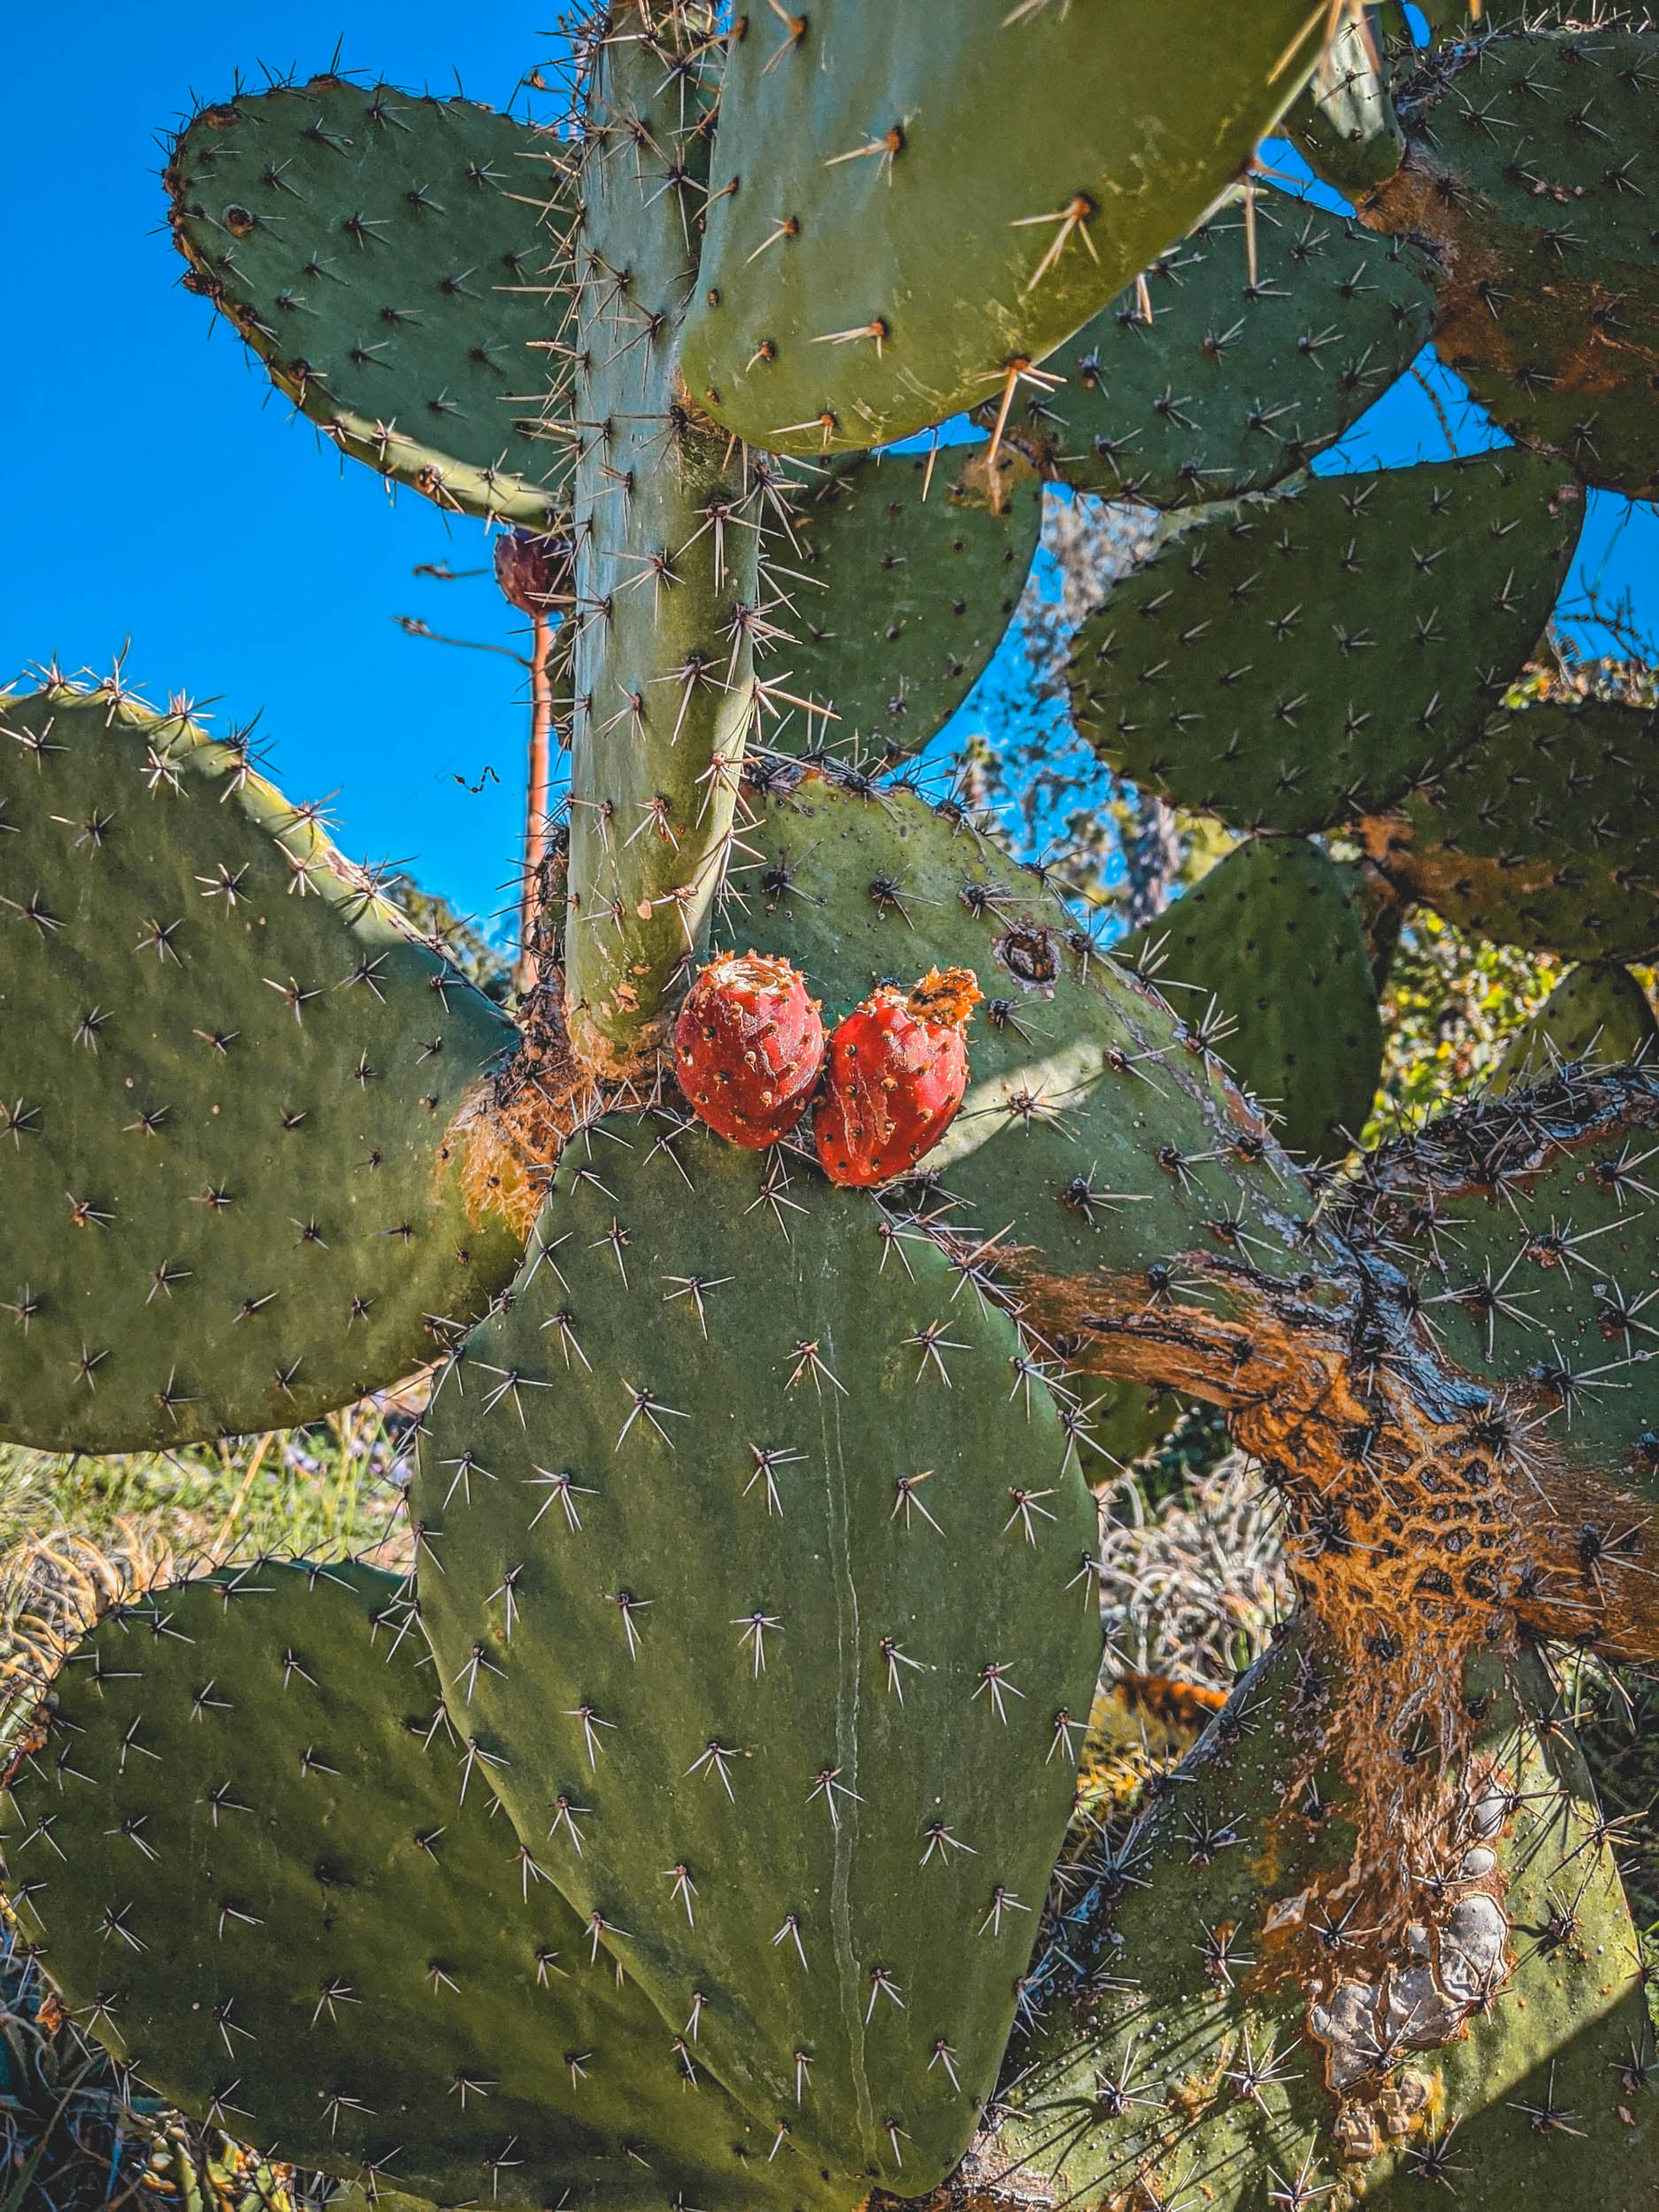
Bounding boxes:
[673,952,983,1187]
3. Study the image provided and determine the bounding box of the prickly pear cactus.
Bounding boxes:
[1068,451,1583,836]
[1286,3,1405,195]
[678,0,1334,455]
[979,1635,1656,2210]
[733,762,1317,1314]
[1491,961,1656,1093]
[1015,191,1434,509]
[558,11,757,1075]
[165,78,572,526]
[766,447,1041,764]
[412,1112,1102,2190]
[0,1562,839,2210]
[1336,1063,1659,1509]
[0,678,525,1452]
[1371,27,1659,500]
[6,1,1659,2204]
[1359,695,1659,961]
[1119,833,1385,1162]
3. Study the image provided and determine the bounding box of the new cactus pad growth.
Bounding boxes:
[4,0,1659,2204]
[674,952,825,1146]
[814,968,982,1189]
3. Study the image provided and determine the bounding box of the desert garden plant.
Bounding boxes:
[2,4,1658,2207]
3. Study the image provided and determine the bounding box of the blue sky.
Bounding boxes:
[7,9,1655,933]
[4,6,544,932]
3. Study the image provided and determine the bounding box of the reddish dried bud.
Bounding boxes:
[674,952,826,1148]
[494,529,572,614]
[815,967,982,1188]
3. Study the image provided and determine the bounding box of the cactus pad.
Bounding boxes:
[733,761,1317,1361]
[1335,1064,1659,1502]
[984,1636,1656,2208]
[1120,835,1383,1162]
[0,1562,840,2210]
[412,1113,1102,2190]
[0,677,525,1453]
[679,0,1333,456]
[1491,962,1656,1094]
[1358,698,1659,962]
[770,448,1041,762]
[1067,452,1582,835]
[165,77,571,526]
[1019,196,1433,510]
[1370,27,1659,499]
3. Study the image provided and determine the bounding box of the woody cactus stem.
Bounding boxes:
[559,6,760,1078]
[495,530,572,988]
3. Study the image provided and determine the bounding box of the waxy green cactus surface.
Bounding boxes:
[165,78,572,526]
[0,679,525,1454]
[1068,451,1583,838]
[679,0,1334,456]
[412,1111,1102,2191]
[0,1562,845,2211]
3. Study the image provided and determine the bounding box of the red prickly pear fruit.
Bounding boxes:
[673,952,826,1148]
[493,529,572,614]
[815,966,984,1189]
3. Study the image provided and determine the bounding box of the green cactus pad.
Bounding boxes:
[412,1114,1101,2191]
[1067,451,1582,836]
[1358,697,1659,962]
[984,1634,1656,2208]
[1119,835,1384,1162]
[0,677,525,1454]
[679,0,1333,457]
[0,1562,841,2211]
[1018,193,1434,509]
[768,446,1041,764]
[165,76,572,527]
[1286,4,1406,196]
[561,10,756,1075]
[735,761,1317,1329]
[1335,1064,1659,1500]
[1491,963,1656,1094]
[1368,28,1659,499]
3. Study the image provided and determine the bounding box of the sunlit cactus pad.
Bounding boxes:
[680,0,1332,454]
[165,76,572,525]
[413,1111,1102,2190]
[0,679,525,1453]
[0,1561,841,2211]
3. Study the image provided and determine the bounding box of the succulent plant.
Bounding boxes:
[4,5,1659,2209]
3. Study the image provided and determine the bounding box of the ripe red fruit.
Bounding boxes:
[673,952,826,1148]
[815,967,983,1188]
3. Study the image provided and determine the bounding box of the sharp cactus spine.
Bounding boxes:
[3,0,1659,2202]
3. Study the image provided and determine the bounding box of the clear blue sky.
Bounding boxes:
[7,10,1655,932]
[4,6,547,932]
